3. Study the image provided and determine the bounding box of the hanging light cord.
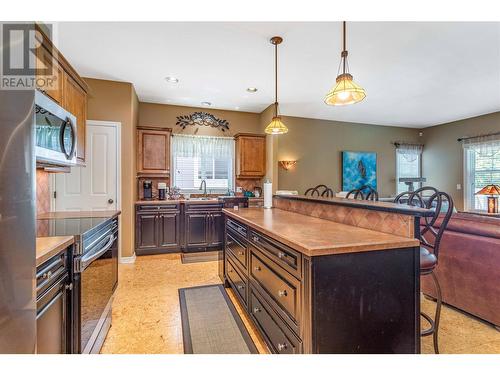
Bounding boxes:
[336,21,350,77]
[274,40,279,117]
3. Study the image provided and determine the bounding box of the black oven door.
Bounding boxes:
[76,228,118,353]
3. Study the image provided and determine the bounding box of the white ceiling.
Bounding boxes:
[56,22,500,128]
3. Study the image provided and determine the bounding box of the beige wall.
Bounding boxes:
[274,115,421,197]
[84,78,137,258]
[422,111,500,211]
[139,102,261,136]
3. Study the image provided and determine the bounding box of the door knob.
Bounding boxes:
[108,198,114,204]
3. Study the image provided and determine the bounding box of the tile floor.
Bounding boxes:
[100,253,499,354]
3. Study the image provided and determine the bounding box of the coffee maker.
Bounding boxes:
[143,180,153,200]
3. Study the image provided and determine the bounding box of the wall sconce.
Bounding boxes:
[279,160,297,171]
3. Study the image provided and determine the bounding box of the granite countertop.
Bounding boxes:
[223,207,419,257]
[37,210,121,219]
[36,236,74,267]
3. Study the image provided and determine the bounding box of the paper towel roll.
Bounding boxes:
[263,181,273,209]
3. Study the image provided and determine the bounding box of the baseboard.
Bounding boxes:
[120,253,136,264]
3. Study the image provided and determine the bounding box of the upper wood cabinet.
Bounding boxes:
[137,127,172,175]
[63,74,87,163]
[235,133,266,178]
[35,45,64,104]
[35,25,89,165]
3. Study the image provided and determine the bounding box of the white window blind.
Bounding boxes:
[464,136,500,211]
[172,134,235,193]
[395,143,423,194]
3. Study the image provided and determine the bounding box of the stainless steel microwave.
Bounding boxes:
[35,90,77,166]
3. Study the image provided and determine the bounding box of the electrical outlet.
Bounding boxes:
[236,187,242,193]
[456,184,462,190]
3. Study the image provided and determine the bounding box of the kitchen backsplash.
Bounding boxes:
[36,169,50,215]
[235,178,262,195]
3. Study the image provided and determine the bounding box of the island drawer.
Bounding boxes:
[249,286,301,354]
[226,228,248,270]
[226,258,248,307]
[249,230,301,278]
[226,218,248,238]
[250,250,300,323]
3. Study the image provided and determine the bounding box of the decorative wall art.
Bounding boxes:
[176,112,230,132]
[342,151,377,192]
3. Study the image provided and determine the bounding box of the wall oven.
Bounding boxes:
[35,90,77,166]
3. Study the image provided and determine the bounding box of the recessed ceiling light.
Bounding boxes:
[165,76,179,83]
[246,87,258,93]
[201,101,212,106]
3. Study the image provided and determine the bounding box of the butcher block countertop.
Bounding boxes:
[223,207,419,257]
[36,236,74,267]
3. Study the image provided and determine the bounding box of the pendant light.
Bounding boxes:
[324,21,366,106]
[265,36,288,135]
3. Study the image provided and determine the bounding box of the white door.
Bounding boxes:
[54,121,119,212]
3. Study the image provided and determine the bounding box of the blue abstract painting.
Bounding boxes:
[342,151,377,192]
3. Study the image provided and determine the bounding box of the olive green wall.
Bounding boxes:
[421,111,500,211]
[274,115,421,198]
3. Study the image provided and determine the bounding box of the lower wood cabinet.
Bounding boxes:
[36,249,72,354]
[135,204,181,255]
[183,203,223,253]
[135,202,223,255]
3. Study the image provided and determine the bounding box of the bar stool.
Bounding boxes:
[346,185,379,201]
[394,186,454,354]
[304,184,334,198]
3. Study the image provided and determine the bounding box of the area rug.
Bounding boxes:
[178,284,258,354]
[180,251,219,264]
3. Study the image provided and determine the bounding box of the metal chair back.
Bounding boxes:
[346,185,379,201]
[394,186,454,259]
[304,184,334,198]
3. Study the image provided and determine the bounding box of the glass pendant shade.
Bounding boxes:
[265,115,288,135]
[324,73,366,106]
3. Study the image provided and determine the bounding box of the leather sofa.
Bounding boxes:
[421,212,500,327]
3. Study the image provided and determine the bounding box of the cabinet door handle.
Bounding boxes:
[65,283,73,291]
[278,290,288,298]
[277,343,288,352]
[237,285,244,290]
[252,235,259,242]
[278,251,286,259]
[254,266,261,272]
[238,251,244,256]
[253,307,261,313]
[42,270,52,280]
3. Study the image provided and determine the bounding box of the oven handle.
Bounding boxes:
[81,234,116,270]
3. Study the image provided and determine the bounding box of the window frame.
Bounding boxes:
[395,151,422,195]
[464,146,500,212]
[171,143,235,195]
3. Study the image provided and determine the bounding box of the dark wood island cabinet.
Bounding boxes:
[222,195,432,354]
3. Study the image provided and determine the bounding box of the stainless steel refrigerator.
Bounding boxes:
[0,87,37,352]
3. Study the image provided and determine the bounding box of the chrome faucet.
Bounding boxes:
[199,179,207,197]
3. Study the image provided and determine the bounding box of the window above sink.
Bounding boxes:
[172,134,235,194]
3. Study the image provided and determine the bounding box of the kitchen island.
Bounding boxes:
[222,195,431,354]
